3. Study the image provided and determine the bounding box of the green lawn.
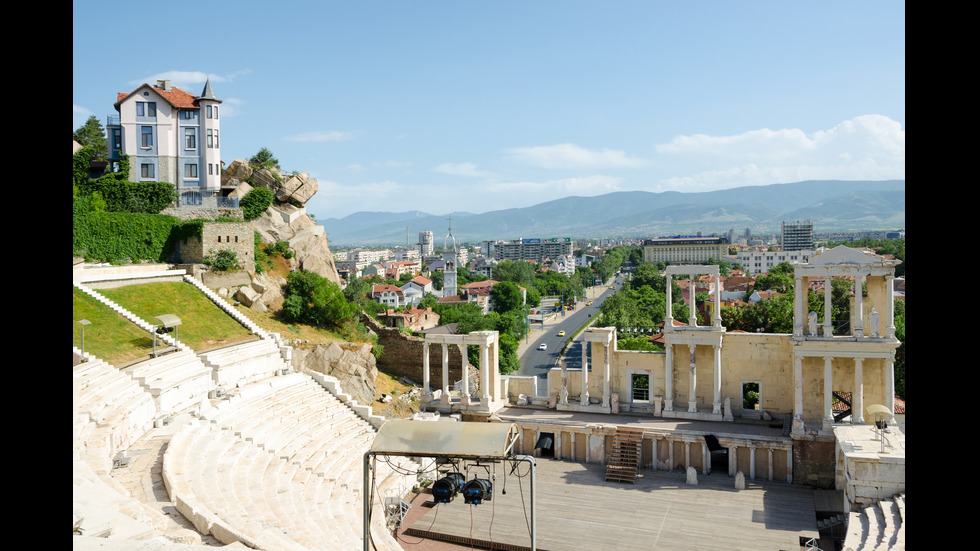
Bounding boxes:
[73,282,256,365]
[73,287,156,365]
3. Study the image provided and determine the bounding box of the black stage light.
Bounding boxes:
[432,472,465,503]
[462,478,492,505]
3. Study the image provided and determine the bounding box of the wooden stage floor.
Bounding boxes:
[400,457,819,551]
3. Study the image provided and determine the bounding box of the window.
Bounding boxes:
[141,164,154,178]
[214,106,218,119]
[184,128,196,149]
[206,105,212,119]
[136,101,156,117]
[184,163,199,178]
[206,129,213,148]
[141,126,153,147]
[112,128,121,150]
[208,163,213,175]
[214,130,219,147]
[182,110,194,120]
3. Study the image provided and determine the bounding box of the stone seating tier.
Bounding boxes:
[841,493,906,551]
[163,372,409,550]
[124,349,213,413]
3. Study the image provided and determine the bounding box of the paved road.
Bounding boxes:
[517,276,625,394]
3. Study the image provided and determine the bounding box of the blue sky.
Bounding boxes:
[73,1,905,220]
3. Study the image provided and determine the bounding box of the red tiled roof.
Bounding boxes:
[115,83,201,110]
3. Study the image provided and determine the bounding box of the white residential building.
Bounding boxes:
[107,79,222,207]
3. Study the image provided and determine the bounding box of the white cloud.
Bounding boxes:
[283,130,352,143]
[652,115,905,192]
[434,162,494,178]
[505,143,649,170]
[219,97,244,118]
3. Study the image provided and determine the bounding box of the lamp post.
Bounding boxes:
[76,319,91,360]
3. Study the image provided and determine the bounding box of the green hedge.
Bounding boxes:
[77,179,177,214]
[72,211,206,263]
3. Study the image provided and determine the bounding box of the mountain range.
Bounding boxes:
[318,180,905,247]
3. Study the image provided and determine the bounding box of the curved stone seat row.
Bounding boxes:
[842,493,905,551]
[164,372,412,550]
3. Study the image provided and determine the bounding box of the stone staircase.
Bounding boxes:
[842,493,905,551]
[605,426,644,483]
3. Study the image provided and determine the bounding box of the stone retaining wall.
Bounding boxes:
[363,315,463,388]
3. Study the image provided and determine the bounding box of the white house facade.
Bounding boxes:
[107,79,222,207]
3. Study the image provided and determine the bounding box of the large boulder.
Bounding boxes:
[292,342,378,406]
[276,172,318,207]
[223,159,341,284]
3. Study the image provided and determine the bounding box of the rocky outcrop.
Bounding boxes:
[292,342,378,406]
[222,159,340,284]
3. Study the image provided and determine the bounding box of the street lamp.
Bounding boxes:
[76,319,91,360]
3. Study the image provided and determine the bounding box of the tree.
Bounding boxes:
[74,116,108,162]
[249,147,280,170]
[282,270,354,328]
[490,281,524,314]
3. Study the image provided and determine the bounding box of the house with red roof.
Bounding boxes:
[107,79,223,206]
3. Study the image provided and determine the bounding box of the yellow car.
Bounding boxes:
[586,301,593,306]
[557,330,566,337]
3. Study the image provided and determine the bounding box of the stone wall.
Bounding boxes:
[177,222,255,273]
[363,315,463,388]
[792,436,836,488]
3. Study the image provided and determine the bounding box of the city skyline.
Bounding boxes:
[73,1,905,220]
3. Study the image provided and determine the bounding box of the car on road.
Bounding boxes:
[538,343,548,350]
[586,301,593,306]
[557,330,566,337]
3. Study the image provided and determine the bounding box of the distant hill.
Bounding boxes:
[319,180,905,246]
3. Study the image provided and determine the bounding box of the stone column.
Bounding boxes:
[664,343,673,411]
[854,276,865,337]
[570,432,576,461]
[422,341,431,400]
[728,444,737,477]
[651,438,659,470]
[580,341,590,406]
[458,344,470,405]
[688,344,698,413]
[794,275,804,337]
[559,360,569,406]
[480,341,491,404]
[767,448,774,482]
[665,274,673,329]
[885,275,896,339]
[554,432,562,460]
[786,448,793,484]
[668,438,675,471]
[823,356,834,431]
[854,357,864,424]
[792,356,804,435]
[602,341,611,408]
[823,273,833,336]
[684,441,691,470]
[441,343,450,405]
[689,283,698,327]
[886,358,896,425]
[712,344,722,415]
[702,442,709,475]
[713,272,722,327]
[749,445,756,481]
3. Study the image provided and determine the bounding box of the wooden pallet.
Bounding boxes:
[605,426,644,483]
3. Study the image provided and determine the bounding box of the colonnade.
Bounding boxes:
[421,331,503,413]
[515,424,794,483]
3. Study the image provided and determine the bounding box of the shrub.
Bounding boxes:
[205,250,239,271]
[240,187,274,221]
